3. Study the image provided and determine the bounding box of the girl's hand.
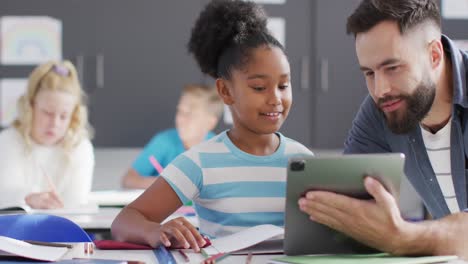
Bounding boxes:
[25,191,64,209]
[156,216,206,252]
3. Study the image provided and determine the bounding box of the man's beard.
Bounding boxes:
[378,79,436,134]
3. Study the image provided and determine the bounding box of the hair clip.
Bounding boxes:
[53,64,70,76]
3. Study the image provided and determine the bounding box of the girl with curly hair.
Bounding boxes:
[112,0,312,252]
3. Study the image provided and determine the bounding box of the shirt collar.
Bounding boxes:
[442,35,468,108]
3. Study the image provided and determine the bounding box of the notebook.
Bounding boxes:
[0,236,69,261]
[201,224,284,256]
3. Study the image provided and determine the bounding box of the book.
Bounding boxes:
[201,224,284,256]
[269,253,458,264]
[0,203,99,215]
[0,235,69,261]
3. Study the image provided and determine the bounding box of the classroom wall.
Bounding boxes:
[1,0,466,150]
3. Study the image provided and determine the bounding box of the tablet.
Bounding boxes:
[283,153,405,255]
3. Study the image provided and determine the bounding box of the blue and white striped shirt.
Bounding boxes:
[161,131,313,238]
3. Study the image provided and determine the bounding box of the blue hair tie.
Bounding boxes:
[53,64,70,76]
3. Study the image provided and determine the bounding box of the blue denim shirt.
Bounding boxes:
[344,35,468,219]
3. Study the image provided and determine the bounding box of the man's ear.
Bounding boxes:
[428,39,443,69]
[216,78,234,105]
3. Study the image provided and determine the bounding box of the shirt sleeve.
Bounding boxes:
[344,95,391,154]
[132,132,169,177]
[160,149,203,205]
[0,129,30,207]
[60,139,94,206]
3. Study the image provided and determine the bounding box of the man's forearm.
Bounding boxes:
[398,213,466,257]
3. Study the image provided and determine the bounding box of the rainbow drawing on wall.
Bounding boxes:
[0,79,28,127]
[0,16,62,65]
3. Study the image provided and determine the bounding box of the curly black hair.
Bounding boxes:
[188,0,284,79]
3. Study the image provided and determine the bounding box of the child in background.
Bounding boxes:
[0,60,94,209]
[121,84,223,189]
[111,0,313,252]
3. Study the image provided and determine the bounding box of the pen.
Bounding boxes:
[149,155,164,174]
[24,240,73,248]
[39,164,57,193]
[245,251,253,264]
[178,249,190,263]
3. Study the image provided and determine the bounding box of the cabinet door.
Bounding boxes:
[90,0,204,146]
[313,0,368,149]
[260,1,314,147]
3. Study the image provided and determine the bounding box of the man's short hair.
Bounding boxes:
[346,0,441,36]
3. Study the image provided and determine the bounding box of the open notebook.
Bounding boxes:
[201,224,284,256]
[0,236,69,261]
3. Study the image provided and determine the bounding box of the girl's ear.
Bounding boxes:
[216,78,234,105]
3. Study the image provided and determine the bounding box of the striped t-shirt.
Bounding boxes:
[161,131,313,238]
[420,120,459,213]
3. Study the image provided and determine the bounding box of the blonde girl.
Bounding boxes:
[0,60,94,209]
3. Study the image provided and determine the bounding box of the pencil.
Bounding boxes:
[39,164,57,192]
[149,155,164,174]
[178,249,190,263]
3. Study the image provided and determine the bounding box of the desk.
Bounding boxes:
[49,207,198,240]
[62,243,466,264]
[63,243,284,264]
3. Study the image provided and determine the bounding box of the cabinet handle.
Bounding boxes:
[96,54,104,89]
[300,55,310,91]
[320,58,329,93]
[76,54,85,86]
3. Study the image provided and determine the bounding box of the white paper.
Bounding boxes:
[267,17,286,48]
[0,78,27,127]
[0,236,68,261]
[442,0,468,19]
[88,189,144,206]
[203,224,284,255]
[0,16,62,65]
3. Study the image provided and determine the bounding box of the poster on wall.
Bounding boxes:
[0,79,28,127]
[442,0,468,19]
[0,16,62,65]
[267,17,286,48]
